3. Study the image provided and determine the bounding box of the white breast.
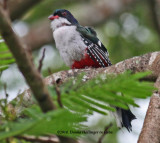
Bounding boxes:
[53,25,86,67]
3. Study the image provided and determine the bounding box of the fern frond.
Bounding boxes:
[0,36,15,72]
[0,72,155,140]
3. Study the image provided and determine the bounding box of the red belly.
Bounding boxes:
[71,53,108,69]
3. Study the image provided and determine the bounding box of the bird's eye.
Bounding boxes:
[62,12,67,16]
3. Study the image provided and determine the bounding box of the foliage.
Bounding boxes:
[0,36,15,73]
[0,71,155,142]
[53,71,155,114]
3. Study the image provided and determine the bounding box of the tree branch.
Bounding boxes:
[19,52,160,108]
[22,20,54,51]
[0,5,56,112]
[0,5,79,143]
[148,0,160,40]
[44,52,160,85]
[138,93,160,143]
[138,75,160,143]
[16,135,59,143]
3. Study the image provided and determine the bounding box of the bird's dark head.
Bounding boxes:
[48,9,79,25]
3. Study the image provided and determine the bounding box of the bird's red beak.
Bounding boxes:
[48,15,59,20]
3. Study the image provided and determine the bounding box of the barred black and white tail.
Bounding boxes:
[114,108,136,132]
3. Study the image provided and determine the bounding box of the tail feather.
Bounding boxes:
[121,109,136,132]
[114,108,136,132]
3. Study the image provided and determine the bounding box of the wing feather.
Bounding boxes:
[90,46,105,67]
[77,25,112,67]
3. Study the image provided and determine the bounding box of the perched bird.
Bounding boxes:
[48,9,136,131]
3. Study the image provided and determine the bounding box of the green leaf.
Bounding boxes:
[0,71,155,140]
[59,71,155,114]
[0,37,15,72]
[0,120,37,140]
[0,107,87,139]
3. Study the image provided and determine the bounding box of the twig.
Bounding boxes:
[55,84,63,108]
[38,48,46,73]
[16,135,59,143]
[3,83,8,98]
[48,69,75,142]
[48,69,63,108]
[98,123,113,143]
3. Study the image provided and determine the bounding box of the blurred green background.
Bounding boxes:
[22,0,160,64]
[19,0,160,76]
